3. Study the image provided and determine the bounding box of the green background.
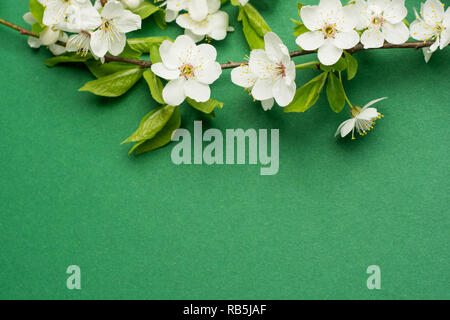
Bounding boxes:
[0,0,449,300]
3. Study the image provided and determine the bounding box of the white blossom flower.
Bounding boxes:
[295,0,360,66]
[66,31,92,56]
[151,35,222,106]
[354,0,410,49]
[158,0,211,23]
[120,0,144,9]
[231,32,296,111]
[38,0,101,33]
[176,0,232,42]
[90,0,142,58]
[335,97,386,139]
[410,0,450,62]
[22,12,68,55]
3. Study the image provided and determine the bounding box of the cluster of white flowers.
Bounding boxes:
[158,0,233,42]
[24,0,142,59]
[22,0,448,140]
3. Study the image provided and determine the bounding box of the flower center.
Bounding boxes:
[371,15,384,28]
[433,24,444,35]
[180,64,195,80]
[276,63,286,78]
[322,24,337,38]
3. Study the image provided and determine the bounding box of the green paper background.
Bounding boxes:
[0,0,449,300]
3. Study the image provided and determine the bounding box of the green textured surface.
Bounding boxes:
[0,0,449,300]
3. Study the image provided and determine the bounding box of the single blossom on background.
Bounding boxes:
[176,0,233,42]
[295,0,360,66]
[231,32,296,111]
[335,97,386,139]
[39,0,101,33]
[354,0,410,49]
[151,35,222,106]
[90,1,142,57]
[410,0,450,62]
[23,12,68,56]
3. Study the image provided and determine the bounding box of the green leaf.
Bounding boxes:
[31,22,43,35]
[85,60,137,78]
[132,107,181,155]
[292,20,309,37]
[127,36,172,54]
[344,51,358,80]
[186,98,223,116]
[285,72,328,113]
[240,4,271,50]
[79,68,144,97]
[320,57,347,72]
[118,42,142,59]
[153,10,167,30]
[29,0,44,24]
[230,0,240,6]
[45,53,90,67]
[326,72,346,113]
[122,105,176,144]
[130,1,160,20]
[143,70,165,104]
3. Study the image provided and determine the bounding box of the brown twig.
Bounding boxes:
[0,18,442,70]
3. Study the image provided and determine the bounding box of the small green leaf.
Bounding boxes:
[45,53,90,67]
[292,21,309,37]
[132,106,181,155]
[122,105,176,144]
[344,51,358,80]
[320,57,347,72]
[285,72,328,113]
[186,98,224,116]
[127,36,172,54]
[31,22,43,35]
[153,10,167,30]
[326,72,346,113]
[130,1,160,20]
[143,70,165,104]
[85,60,137,78]
[118,42,142,59]
[29,0,44,24]
[79,68,144,97]
[240,4,271,50]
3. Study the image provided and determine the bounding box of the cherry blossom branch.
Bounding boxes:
[0,18,444,71]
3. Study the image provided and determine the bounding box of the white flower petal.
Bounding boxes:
[440,29,450,49]
[115,9,142,33]
[90,29,109,57]
[207,11,230,41]
[336,118,356,138]
[264,32,288,63]
[184,28,206,43]
[184,80,211,102]
[101,1,125,19]
[443,7,450,28]
[363,97,387,109]
[159,40,178,69]
[252,78,275,101]
[248,49,275,79]
[382,22,409,45]
[319,0,343,22]
[367,0,390,12]
[383,0,407,24]
[163,78,187,106]
[300,5,323,31]
[273,79,296,107]
[261,98,274,111]
[108,32,127,56]
[188,0,209,22]
[231,65,258,88]
[151,63,181,80]
[361,28,384,48]
[410,20,435,41]
[196,43,217,62]
[195,61,222,85]
[422,0,445,26]
[23,12,36,25]
[333,30,360,49]
[317,39,343,66]
[171,35,198,64]
[422,47,433,63]
[296,31,325,50]
[27,36,42,49]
